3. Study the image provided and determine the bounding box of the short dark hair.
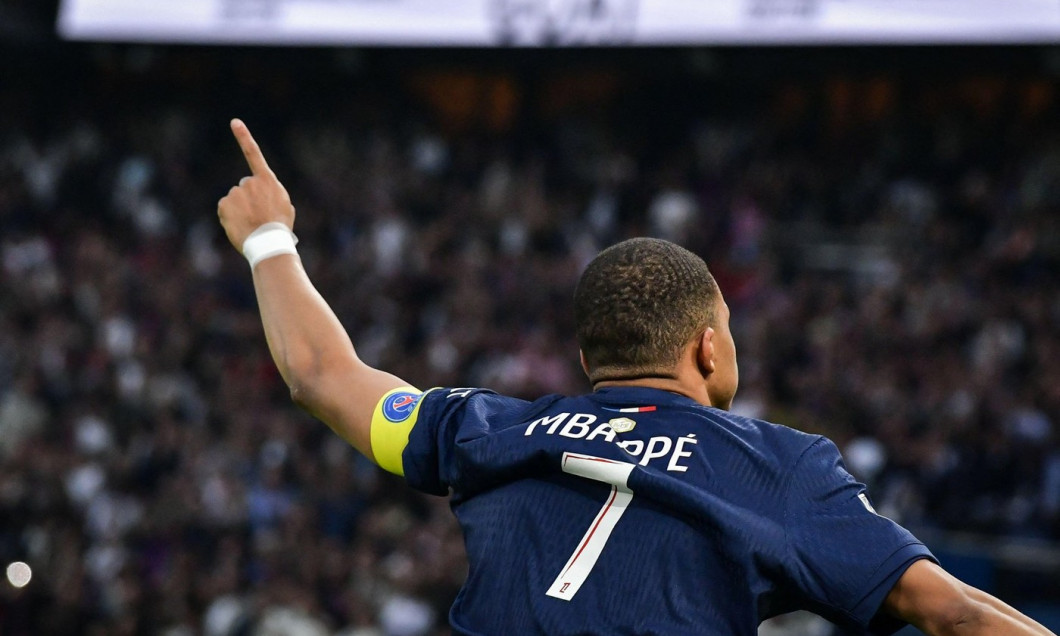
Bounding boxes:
[574,238,719,383]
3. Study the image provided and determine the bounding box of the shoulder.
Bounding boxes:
[708,408,820,443]
[420,387,566,431]
[696,406,826,471]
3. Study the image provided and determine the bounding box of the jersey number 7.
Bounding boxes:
[546,452,636,601]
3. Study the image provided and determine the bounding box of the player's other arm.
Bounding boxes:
[216,119,409,462]
[883,559,1055,635]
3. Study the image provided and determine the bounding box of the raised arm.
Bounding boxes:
[216,119,411,462]
[883,559,1055,635]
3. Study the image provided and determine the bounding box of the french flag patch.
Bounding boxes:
[601,405,657,413]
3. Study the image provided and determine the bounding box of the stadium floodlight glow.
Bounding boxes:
[57,0,1060,46]
[6,562,31,589]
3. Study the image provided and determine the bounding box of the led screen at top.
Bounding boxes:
[58,0,1060,46]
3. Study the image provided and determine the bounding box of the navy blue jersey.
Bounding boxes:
[374,385,934,635]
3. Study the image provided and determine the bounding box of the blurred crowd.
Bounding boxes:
[1,49,1059,634]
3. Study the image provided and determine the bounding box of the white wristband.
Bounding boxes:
[242,222,299,269]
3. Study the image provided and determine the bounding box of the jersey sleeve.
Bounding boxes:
[371,386,528,496]
[784,437,937,635]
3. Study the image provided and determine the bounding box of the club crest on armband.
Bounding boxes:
[607,417,637,433]
[382,391,423,423]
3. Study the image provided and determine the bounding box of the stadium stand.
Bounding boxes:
[0,42,1058,634]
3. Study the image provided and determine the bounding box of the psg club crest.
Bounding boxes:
[382,391,423,423]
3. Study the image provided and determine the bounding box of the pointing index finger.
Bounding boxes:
[231,118,273,178]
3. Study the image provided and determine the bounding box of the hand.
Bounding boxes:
[217,119,296,252]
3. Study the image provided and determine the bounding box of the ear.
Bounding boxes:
[579,349,591,379]
[697,328,716,379]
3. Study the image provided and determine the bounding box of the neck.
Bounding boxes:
[592,376,713,407]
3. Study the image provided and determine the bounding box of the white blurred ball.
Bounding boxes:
[6,562,31,588]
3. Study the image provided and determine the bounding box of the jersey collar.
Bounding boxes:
[590,386,702,408]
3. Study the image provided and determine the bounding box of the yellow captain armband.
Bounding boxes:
[371,387,431,476]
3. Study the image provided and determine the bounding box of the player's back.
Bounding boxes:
[405,386,831,635]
